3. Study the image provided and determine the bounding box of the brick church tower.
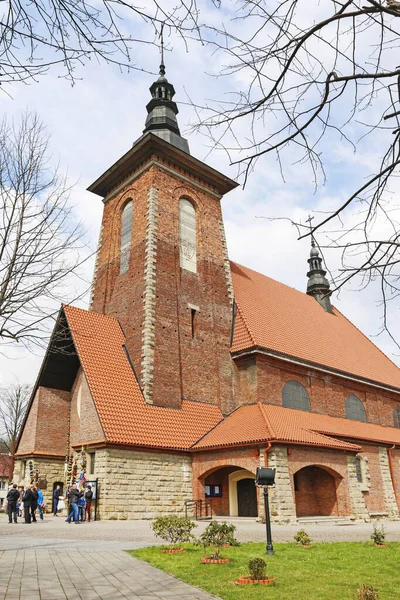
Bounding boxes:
[88,59,238,413]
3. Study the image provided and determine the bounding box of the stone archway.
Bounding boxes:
[294,465,340,517]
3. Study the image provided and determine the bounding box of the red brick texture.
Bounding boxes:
[91,162,234,413]
[235,353,400,427]
[69,369,105,449]
[17,386,70,456]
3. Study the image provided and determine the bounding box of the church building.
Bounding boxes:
[13,59,400,522]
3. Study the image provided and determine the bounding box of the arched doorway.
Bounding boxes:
[201,466,257,517]
[294,466,339,517]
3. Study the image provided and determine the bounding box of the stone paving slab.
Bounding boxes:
[0,550,220,600]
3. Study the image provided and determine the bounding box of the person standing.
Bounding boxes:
[65,484,81,524]
[22,486,34,524]
[37,488,44,521]
[30,486,38,522]
[7,484,20,524]
[85,486,93,522]
[53,485,61,516]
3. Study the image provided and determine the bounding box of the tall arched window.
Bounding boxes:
[120,200,133,274]
[393,407,400,428]
[345,395,366,422]
[282,381,311,412]
[179,198,197,273]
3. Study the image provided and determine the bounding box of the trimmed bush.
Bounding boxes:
[248,558,267,580]
[370,523,385,545]
[294,529,312,546]
[199,520,239,558]
[151,516,197,547]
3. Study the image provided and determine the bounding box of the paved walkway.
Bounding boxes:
[2,516,400,599]
[0,550,218,600]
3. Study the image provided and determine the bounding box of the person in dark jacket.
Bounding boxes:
[53,485,61,516]
[85,486,93,522]
[22,486,34,524]
[30,486,38,522]
[7,484,20,524]
[65,484,81,524]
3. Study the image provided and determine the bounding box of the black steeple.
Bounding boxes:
[143,37,190,154]
[306,218,333,314]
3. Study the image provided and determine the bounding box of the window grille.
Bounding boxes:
[282,380,311,412]
[345,395,366,422]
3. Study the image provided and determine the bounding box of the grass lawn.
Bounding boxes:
[130,542,400,599]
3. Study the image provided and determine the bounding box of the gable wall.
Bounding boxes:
[17,387,70,455]
[69,368,105,448]
[234,353,400,427]
[17,388,40,454]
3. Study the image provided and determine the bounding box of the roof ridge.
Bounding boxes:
[257,402,276,439]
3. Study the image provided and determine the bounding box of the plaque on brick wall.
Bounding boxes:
[38,479,47,490]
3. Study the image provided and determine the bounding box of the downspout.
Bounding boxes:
[264,442,272,467]
[388,444,400,513]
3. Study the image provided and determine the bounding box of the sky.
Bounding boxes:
[0,1,399,385]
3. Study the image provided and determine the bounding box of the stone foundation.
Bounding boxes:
[13,457,65,511]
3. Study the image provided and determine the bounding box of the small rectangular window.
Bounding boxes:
[191,309,197,339]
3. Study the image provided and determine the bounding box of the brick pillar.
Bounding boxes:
[378,447,399,517]
[267,445,297,524]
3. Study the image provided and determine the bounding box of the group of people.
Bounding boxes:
[6,484,45,524]
[53,483,94,523]
[5,482,94,524]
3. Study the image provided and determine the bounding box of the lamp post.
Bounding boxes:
[255,467,276,556]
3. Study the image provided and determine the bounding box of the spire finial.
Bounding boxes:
[159,24,165,77]
[306,214,316,247]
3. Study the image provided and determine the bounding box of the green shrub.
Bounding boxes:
[294,529,311,546]
[199,520,239,558]
[357,584,379,599]
[151,516,197,547]
[370,523,385,545]
[248,557,267,580]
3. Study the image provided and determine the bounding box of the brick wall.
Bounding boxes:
[90,161,234,413]
[288,446,351,517]
[69,369,105,448]
[17,387,70,456]
[235,353,400,426]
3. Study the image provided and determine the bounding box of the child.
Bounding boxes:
[77,494,86,522]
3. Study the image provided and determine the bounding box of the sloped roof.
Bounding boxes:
[193,403,362,451]
[63,305,223,450]
[230,262,400,390]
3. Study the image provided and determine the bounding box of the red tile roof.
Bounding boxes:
[230,262,400,390]
[193,403,362,451]
[63,305,223,450]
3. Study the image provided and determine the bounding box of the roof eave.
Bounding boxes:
[231,346,400,395]
[87,133,238,198]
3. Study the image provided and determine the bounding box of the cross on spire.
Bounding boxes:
[306,214,316,247]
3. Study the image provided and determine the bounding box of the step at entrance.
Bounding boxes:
[297,516,355,525]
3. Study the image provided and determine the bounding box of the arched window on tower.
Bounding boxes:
[120,200,133,274]
[393,407,400,428]
[282,381,311,412]
[179,198,197,273]
[345,395,366,422]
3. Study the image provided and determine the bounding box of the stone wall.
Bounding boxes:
[94,448,192,520]
[267,446,297,524]
[346,455,369,519]
[378,446,398,517]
